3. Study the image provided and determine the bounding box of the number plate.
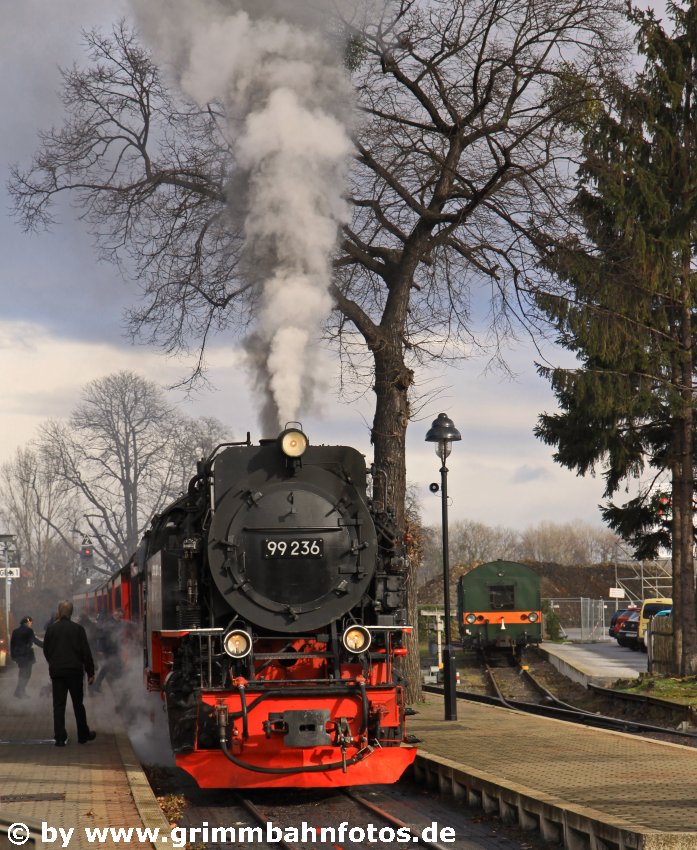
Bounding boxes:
[262,538,324,559]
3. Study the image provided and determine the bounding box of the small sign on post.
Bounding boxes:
[0,567,20,578]
[609,587,625,599]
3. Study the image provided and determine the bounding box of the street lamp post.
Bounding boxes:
[426,413,461,721]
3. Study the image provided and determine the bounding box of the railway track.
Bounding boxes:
[344,789,458,850]
[424,656,697,742]
[235,787,456,850]
[144,770,543,850]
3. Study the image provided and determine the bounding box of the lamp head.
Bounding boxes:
[278,427,308,458]
[425,413,461,458]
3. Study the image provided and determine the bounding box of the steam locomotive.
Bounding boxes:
[76,427,416,789]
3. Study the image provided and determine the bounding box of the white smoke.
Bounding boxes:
[130,0,357,432]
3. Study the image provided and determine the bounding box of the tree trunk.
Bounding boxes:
[370,341,422,703]
[671,443,684,676]
[677,246,697,675]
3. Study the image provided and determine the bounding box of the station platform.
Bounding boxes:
[408,694,697,850]
[0,644,684,850]
[0,656,169,849]
[539,640,646,687]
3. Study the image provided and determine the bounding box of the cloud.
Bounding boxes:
[0,320,247,452]
[0,312,611,535]
[406,353,608,530]
[1,0,134,348]
[511,465,553,484]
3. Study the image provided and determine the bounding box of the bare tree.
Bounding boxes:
[0,448,81,593]
[169,415,235,487]
[333,0,625,527]
[9,24,242,368]
[9,2,626,697]
[452,521,520,573]
[421,519,520,591]
[9,6,626,510]
[37,371,231,569]
[419,518,622,580]
[516,520,621,566]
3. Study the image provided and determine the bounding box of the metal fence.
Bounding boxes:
[545,598,612,642]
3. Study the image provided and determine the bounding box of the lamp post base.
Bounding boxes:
[442,647,458,721]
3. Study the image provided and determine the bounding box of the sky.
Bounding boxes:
[0,0,623,533]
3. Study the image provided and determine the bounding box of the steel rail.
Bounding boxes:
[422,682,697,739]
[233,794,297,850]
[344,789,453,850]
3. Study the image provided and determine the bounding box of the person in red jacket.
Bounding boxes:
[42,600,96,747]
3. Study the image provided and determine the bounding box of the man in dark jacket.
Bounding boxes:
[93,608,125,693]
[10,616,41,699]
[43,600,96,747]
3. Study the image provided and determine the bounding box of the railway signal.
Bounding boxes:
[80,538,94,571]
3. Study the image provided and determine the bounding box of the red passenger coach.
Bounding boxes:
[89,428,417,789]
[74,557,142,623]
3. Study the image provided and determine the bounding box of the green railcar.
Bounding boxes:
[457,560,541,651]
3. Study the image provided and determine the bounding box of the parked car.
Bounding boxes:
[617,610,640,650]
[610,607,639,641]
[609,609,628,638]
[638,597,673,652]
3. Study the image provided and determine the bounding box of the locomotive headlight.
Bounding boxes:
[465,613,477,625]
[342,625,371,654]
[527,612,539,623]
[223,629,252,659]
[279,428,308,458]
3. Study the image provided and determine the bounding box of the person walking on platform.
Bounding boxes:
[43,600,96,747]
[92,608,125,694]
[10,616,42,699]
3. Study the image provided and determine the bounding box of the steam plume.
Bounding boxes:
[130,0,357,433]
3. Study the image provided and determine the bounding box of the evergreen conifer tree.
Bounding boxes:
[535,1,697,675]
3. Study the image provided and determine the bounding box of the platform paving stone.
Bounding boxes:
[409,693,697,846]
[0,656,169,850]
